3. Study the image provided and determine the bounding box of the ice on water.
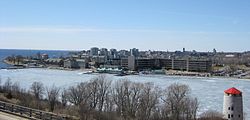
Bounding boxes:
[0,68,250,118]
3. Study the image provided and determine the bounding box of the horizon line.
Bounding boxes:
[1,48,249,53]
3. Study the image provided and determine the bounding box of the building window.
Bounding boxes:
[228,114,230,118]
[231,114,234,118]
[231,107,234,111]
[239,115,241,118]
[228,107,230,110]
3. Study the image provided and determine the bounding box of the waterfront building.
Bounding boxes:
[71,54,81,59]
[45,58,64,67]
[171,59,187,71]
[123,57,212,72]
[41,54,49,60]
[64,59,79,69]
[223,87,243,120]
[91,56,106,65]
[135,58,161,70]
[188,59,212,72]
[75,59,88,69]
[165,58,212,72]
[128,56,136,70]
[159,59,172,69]
[127,58,164,71]
[121,58,128,68]
[108,58,121,66]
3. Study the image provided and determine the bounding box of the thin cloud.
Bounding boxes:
[0,27,176,33]
[0,27,100,33]
[0,27,246,34]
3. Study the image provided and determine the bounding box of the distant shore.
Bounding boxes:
[1,66,250,81]
[3,58,250,80]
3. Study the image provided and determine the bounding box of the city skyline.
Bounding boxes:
[1,0,250,52]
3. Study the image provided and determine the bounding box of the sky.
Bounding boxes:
[0,0,250,52]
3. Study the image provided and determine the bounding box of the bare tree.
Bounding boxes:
[17,88,33,107]
[78,82,95,120]
[184,97,199,120]
[104,91,114,112]
[112,80,158,120]
[61,88,68,107]
[46,85,60,112]
[12,82,21,98]
[67,82,92,119]
[95,75,112,112]
[3,77,12,93]
[162,83,198,120]
[67,82,90,106]
[137,83,162,120]
[67,85,83,106]
[199,110,224,120]
[88,79,99,109]
[30,81,44,100]
[112,80,131,119]
[127,82,143,118]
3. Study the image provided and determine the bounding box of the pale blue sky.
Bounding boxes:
[0,0,250,52]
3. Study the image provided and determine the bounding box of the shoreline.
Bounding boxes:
[2,59,250,80]
[1,67,250,81]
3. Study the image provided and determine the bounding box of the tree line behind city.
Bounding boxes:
[0,75,225,120]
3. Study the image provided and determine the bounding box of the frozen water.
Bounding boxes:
[0,68,250,118]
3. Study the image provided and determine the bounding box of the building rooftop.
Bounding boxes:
[224,87,242,95]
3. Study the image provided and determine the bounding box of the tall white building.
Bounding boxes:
[223,87,243,120]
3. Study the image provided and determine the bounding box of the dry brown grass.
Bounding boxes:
[0,93,19,104]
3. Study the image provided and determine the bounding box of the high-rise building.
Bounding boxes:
[130,48,139,57]
[90,47,99,56]
[118,50,130,58]
[213,48,217,54]
[223,87,243,120]
[128,56,136,70]
[99,48,108,56]
[109,49,118,59]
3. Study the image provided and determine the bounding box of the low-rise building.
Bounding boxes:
[123,57,212,72]
[121,58,128,68]
[45,58,64,67]
[64,58,88,69]
[188,59,212,72]
[64,59,79,69]
[76,59,88,69]
[91,56,106,64]
[169,58,212,72]
[41,54,49,60]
